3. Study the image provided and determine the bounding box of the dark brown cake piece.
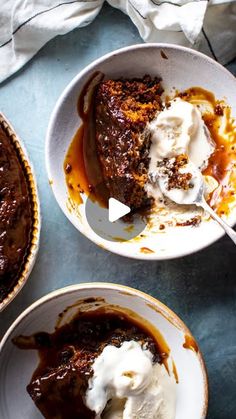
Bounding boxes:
[0,126,33,302]
[156,154,193,190]
[27,351,95,419]
[95,75,163,211]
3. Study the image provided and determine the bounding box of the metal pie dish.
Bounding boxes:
[0,113,40,311]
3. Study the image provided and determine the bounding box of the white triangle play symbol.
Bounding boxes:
[108,198,131,222]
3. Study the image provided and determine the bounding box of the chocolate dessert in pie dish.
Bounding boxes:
[0,114,40,311]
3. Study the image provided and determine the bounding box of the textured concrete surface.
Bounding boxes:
[0,4,235,418]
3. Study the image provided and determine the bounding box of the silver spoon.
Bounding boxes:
[158,167,236,245]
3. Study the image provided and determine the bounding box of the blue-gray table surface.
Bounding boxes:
[0,4,235,419]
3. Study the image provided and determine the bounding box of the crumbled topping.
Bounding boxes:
[149,154,193,190]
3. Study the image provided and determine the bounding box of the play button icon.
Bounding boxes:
[108,198,131,222]
[85,182,146,242]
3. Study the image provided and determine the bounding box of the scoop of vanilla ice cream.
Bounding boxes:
[146,99,215,204]
[148,98,214,171]
[123,363,176,419]
[85,340,176,419]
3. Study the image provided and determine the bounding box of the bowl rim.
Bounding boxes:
[0,113,41,311]
[0,282,208,418]
[45,42,236,260]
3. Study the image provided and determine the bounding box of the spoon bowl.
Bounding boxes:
[158,161,203,206]
[159,165,236,245]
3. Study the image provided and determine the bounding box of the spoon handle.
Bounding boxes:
[200,200,236,245]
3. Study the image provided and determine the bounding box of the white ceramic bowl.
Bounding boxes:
[0,283,208,419]
[46,43,236,259]
[0,113,40,311]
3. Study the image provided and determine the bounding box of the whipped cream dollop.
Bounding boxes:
[146,98,215,203]
[85,340,176,419]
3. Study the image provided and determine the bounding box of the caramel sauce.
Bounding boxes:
[180,87,236,216]
[64,126,87,204]
[123,224,135,233]
[14,304,171,365]
[160,50,168,60]
[64,72,109,208]
[140,246,155,254]
[172,360,179,384]
[55,297,106,328]
[183,334,198,352]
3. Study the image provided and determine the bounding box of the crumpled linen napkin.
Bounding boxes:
[0,0,235,83]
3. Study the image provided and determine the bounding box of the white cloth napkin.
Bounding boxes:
[0,0,235,83]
